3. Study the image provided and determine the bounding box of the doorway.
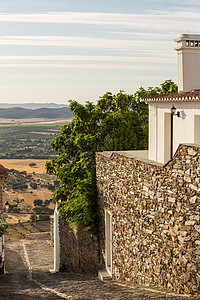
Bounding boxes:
[105,210,112,276]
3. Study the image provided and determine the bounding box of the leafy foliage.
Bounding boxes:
[46,80,177,235]
[0,211,8,237]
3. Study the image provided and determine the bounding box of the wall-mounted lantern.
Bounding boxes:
[170,105,180,159]
[171,105,180,117]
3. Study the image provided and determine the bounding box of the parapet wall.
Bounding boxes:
[96,144,200,295]
[59,218,100,274]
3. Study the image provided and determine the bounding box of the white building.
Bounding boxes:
[144,34,200,164]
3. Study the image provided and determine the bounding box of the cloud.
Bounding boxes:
[0,62,173,71]
[0,36,173,54]
[0,74,168,80]
[0,55,175,62]
[0,11,199,32]
[0,53,175,72]
[108,32,176,40]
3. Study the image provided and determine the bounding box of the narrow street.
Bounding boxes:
[0,236,198,300]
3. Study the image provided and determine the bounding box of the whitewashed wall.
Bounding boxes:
[149,102,200,163]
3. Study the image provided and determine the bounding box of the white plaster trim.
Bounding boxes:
[156,103,158,162]
[53,203,60,272]
[105,209,112,278]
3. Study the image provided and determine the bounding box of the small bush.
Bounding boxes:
[34,199,43,206]
[30,182,38,189]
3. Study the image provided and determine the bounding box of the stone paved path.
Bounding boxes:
[0,237,199,300]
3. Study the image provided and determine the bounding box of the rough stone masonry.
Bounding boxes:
[96,143,200,295]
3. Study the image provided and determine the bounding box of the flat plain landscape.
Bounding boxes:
[0,117,72,125]
[0,119,67,159]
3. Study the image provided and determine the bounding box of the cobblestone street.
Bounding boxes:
[0,237,198,299]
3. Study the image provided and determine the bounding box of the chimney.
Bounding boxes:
[175,34,200,93]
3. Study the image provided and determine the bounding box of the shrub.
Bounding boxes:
[21,184,28,190]
[44,200,50,206]
[0,211,8,237]
[29,163,36,167]
[33,199,43,206]
[30,182,38,189]
[47,183,55,191]
[12,207,20,213]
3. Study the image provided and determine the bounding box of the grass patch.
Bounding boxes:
[6,220,50,241]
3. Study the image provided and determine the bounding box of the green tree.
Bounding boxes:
[30,182,38,189]
[44,200,50,206]
[160,79,178,94]
[46,80,177,234]
[33,199,43,206]
[46,183,55,191]
[29,163,36,167]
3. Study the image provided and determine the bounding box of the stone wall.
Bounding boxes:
[96,144,200,295]
[59,218,101,274]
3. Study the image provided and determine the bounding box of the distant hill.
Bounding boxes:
[0,103,67,109]
[0,107,73,119]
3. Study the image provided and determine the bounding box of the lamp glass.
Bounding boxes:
[171,105,176,114]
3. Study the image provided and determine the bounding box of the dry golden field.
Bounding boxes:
[0,118,72,125]
[2,159,56,225]
[0,159,48,173]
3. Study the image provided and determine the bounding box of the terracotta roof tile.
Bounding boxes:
[141,90,200,103]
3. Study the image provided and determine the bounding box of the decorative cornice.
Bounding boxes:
[141,90,200,103]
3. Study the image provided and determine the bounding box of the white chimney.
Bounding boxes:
[175,34,200,93]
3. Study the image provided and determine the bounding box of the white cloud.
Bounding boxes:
[0,36,172,54]
[108,31,176,40]
[0,11,199,32]
[0,55,175,62]
[0,62,173,71]
[0,74,167,80]
[0,10,184,103]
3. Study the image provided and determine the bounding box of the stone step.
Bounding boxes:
[98,269,112,281]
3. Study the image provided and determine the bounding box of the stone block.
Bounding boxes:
[189,196,197,204]
[185,220,196,226]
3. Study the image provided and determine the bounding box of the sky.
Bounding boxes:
[1,0,200,104]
